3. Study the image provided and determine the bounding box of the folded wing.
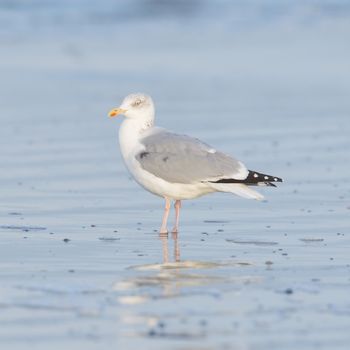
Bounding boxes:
[136,130,248,184]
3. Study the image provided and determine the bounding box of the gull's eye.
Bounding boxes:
[133,99,142,106]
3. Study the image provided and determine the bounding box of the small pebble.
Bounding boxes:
[199,319,207,327]
[157,321,165,329]
[148,329,156,337]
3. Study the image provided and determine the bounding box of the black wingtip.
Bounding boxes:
[247,170,283,184]
[210,170,283,185]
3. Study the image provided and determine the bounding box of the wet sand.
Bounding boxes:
[1,1,350,349]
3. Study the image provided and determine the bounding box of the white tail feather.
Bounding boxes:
[208,183,264,201]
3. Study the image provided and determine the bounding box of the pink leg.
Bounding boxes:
[159,198,171,234]
[171,200,182,233]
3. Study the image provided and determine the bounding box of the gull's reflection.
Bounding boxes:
[159,232,180,263]
[115,230,260,338]
[114,231,258,308]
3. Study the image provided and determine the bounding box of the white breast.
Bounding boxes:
[118,120,214,200]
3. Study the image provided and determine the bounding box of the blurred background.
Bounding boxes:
[1,1,350,349]
[1,0,349,205]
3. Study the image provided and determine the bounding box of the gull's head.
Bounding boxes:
[108,93,155,121]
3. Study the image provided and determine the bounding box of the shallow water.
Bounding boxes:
[1,1,350,349]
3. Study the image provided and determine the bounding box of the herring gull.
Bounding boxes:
[108,93,282,234]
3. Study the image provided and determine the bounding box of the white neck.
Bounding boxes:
[118,118,154,161]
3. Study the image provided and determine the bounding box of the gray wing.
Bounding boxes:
[136,130,248,184]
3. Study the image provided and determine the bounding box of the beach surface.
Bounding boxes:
[1,1,350,349]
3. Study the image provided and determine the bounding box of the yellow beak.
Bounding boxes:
[108,108,127,118]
